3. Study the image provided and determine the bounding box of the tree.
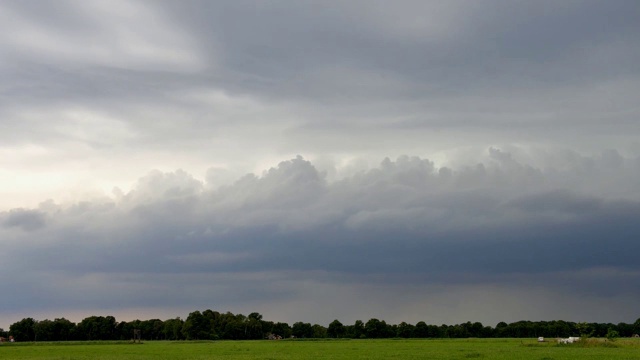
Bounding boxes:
[261,320,275,336]
[414,321,428,338]
[244,314,264,339]
[115,321,134,340]
[427,324,442,338]
[163,318,184,340]
[365,318,385,338]
[495,322,508,337]
[467,322,484,338]
[52,318,75,341]
[210,312,240,340]
[76,316,116,340]
[291,322,313,338]
[396,322,414,338]
[10,309,640,342]
[34,319,55,341]
[200,310,222,337]
[616,322,634,337]
[312,324,327,338]
[347,320,365,338]
[327,320,345,338]
[182,311,213,340]
[480,325,494,338]
[139,319,164,340]
[634,318,640,335]
[606,327,619,342]
[546,320,571,338]
[576,322,593,338]
[10,318,36,342]
[221,319,245,339]
[248,312,263,321]
[271,322,291,338]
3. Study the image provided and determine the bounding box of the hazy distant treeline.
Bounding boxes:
[3,311,640,341]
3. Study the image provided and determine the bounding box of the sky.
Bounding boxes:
[1,0,640,329]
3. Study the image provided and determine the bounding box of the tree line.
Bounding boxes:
[2,310,640,341]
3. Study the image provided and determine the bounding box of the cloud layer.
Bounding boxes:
[2,151,640,326]
[1,1,639,327]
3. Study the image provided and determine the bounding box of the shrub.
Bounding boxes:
[606,328,619,342]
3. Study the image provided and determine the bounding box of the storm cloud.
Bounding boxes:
[2,152,640,326]
[1,1,639,327]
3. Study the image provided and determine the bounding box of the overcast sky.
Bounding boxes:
[1,0,640,329]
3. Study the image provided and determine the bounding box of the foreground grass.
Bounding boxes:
[2,338,640,360]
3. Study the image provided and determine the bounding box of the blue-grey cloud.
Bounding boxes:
[1,150,639,326]
[2,208,46,231]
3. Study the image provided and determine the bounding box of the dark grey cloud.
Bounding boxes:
[2,151,640,326]
[3,0,638,137]
[149,0,640,116]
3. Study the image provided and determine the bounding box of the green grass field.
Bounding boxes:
[2,338,640,360]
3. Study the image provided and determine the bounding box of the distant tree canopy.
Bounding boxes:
[7,311,640,341]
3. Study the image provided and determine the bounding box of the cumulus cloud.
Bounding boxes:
[1,1,639,208]
[1,208,46,231]
[1,150,640,326]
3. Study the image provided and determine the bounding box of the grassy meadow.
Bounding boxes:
[2,338,640,360]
